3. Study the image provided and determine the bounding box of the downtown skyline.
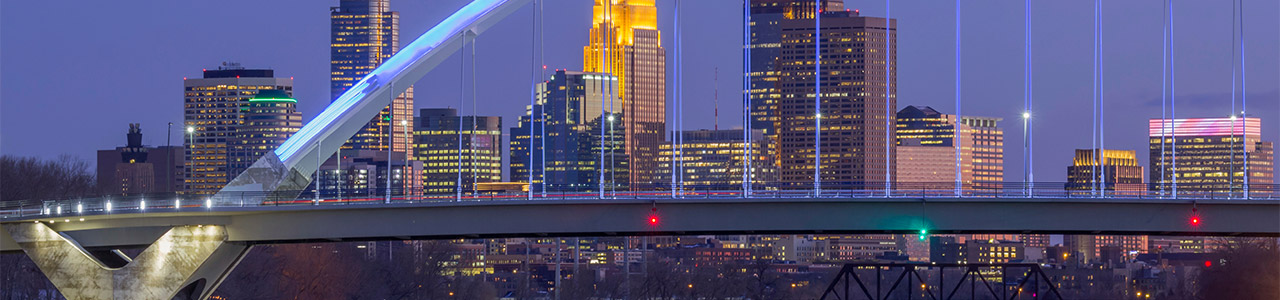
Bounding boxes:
[2,0,1279,184]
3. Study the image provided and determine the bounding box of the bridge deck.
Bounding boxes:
[4,197,1277,252]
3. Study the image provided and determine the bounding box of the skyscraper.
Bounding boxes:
[583,0,665,190]
[961,117,1004,189]
[510,70,627,192]
[1066,149,1144,193]
[893,106,1003,190]
[229,90,302,177]
[414,108,503,195]
[895,106,972,188]
[332,0,414,156]
[748,0,844,137]
[183,63,293,195]
[1149,117,1274,195]
[96,124,184,195]
[775,10,896,190]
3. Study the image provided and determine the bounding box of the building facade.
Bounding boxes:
[413,108,503,195]
[228,90,302,178]
[314,149,421,198]
[656,129,776,191]
[510,70,627,192]
[895,106,1003,190]
[332,0,414,155]
[775,10,896,190]
[583,0,666,190]
[961,117,1004,189]
[1148,117,1274,195]
[96,124,184,195]
[1066,149,1145,193]
[895,106,972,189]
[183,63,293,194]
[748,0,845,137]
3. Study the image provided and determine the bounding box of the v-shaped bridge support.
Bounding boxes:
[3,223,249,300]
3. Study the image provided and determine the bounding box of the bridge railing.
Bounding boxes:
[2,182,1277,220]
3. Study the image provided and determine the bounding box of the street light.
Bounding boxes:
[401,119,410,201]
[1022,111,1032,196]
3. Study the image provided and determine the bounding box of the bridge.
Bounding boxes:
[3,0,1277,299]
[3,192,1278,299]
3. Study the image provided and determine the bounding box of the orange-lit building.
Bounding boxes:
[583,0,667,190]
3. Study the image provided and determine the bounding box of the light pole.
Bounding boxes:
[1022,111,1031,196]
[401,119,411,200]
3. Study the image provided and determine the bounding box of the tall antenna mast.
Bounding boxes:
[714,67,719,130]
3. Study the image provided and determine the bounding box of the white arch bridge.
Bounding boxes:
[3,0,1278,299]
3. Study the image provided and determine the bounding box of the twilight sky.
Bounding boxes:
[2,0,1278,183]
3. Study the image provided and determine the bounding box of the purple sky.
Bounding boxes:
[2,0,1278,183]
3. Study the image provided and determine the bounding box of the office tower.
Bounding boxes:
[657,129,776,190]
[183,63,293,195]
[1066,149,1145,192]
[894,106,1002,189]
[96,124,184,195]
[332,0,414,155]
[1149,117,1274,195]
[748,0,844,137]
[583,0,665,190]
[961,117,1004,189]
[895,105,972,188]
[414,108,503,195]
[775,10,896,190]
[510,70,627,192]
[229,90,302,177]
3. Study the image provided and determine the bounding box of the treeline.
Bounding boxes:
[0,155,96,203]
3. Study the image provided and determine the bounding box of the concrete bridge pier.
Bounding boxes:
[2,222,249,300]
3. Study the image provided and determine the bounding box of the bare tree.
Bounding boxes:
[1,155,96,202]
[1198,238,1279,300]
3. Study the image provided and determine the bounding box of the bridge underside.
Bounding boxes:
[5,198,1277,253]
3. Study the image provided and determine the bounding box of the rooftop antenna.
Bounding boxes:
[714,67,719,130]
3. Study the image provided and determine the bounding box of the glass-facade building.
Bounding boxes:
[583,0,665,190]
[228,90,302,178]
[748,0,844,137]
[183,64,292,195]
[331,0,414,155]
[510,70,628,192]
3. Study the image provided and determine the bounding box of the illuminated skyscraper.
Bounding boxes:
[183,63,293,195]
[1149,117,1274,195]
[332,0,414,156]
[229,90,302,178]
[1066,149,1144,192]
[749,0,844,137]
[414,108,502,195]
[583,0,665,190]
[895,106,971,188]
[775,10,896,190]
